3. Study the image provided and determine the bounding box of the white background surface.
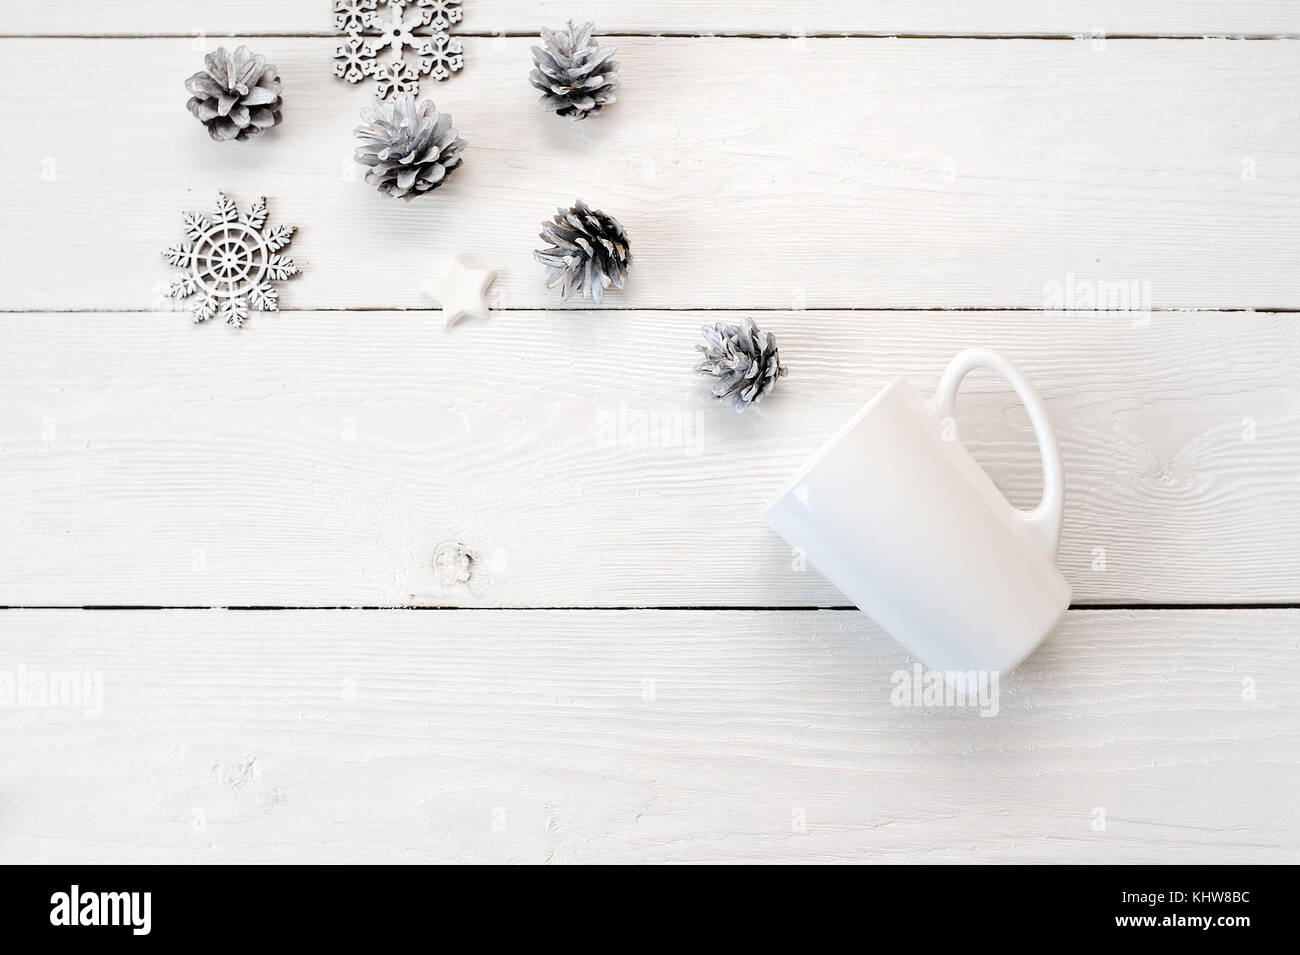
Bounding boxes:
[1,2,1297,863]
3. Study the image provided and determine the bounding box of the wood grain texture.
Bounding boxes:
[2,37,1297,311]
[4,311,1297,608]
[1,608,1294,864]
[7,1,1300,37]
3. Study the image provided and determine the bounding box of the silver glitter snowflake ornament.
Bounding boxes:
[333,0,464,98]
[162,193,300,328]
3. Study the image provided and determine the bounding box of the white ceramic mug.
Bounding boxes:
[764,348,1071,677]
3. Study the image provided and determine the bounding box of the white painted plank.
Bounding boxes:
[2,37,1297,311]
[7,1,1299,37]
[0,608,1294,863]
[3,310,1297,607]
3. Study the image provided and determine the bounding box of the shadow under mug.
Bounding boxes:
[763,348,1071,678]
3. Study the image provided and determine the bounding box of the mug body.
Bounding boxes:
[763,377,1071,676]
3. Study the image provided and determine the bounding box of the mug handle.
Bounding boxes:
[934,348,1065,559]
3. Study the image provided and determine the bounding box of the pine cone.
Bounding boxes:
[185,46,283,142]
[353,93,466,200]
[534,200,631,303]
[695,319,789,413]
[529,20,620,120]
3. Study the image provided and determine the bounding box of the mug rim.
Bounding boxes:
[762,375,913,520]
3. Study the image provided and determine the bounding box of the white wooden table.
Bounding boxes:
[2,2,1298,864]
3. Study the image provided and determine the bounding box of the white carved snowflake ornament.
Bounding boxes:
[162,193,300,328]
[333,0,464,98]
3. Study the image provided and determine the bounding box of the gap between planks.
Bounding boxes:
[5,604,1300,612]
[3,307,1298,315]
[4,33,1300,40]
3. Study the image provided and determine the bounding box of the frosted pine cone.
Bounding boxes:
[529,20,620,120]
[534,200,631,303]
[185,45,283,142]
[353,93,466,199]
[695,319,789,413]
